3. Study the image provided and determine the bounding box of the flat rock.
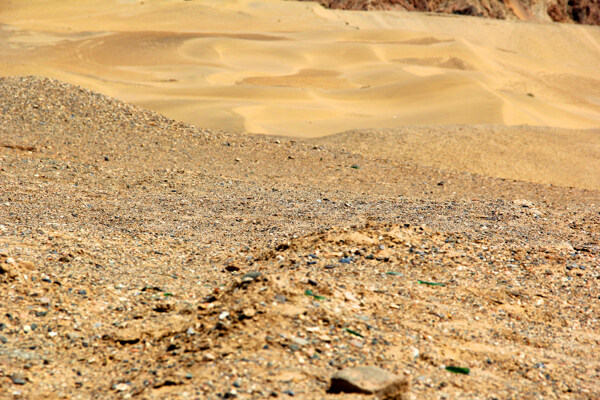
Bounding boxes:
[328,366,408,396]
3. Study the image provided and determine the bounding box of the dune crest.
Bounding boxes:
[1,0,599,138]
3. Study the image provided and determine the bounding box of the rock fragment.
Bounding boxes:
[328,366,408,397]
[10,373,27,385]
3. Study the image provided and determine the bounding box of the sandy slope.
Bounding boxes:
[1,0,600,138]
[1,1,599,398]
[314,125,600,190]
[3,0,600,190]
[0,77,599,399]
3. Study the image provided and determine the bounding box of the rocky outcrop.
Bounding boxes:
[303,0,600,24]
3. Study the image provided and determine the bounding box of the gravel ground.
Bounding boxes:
[0,76,598,399]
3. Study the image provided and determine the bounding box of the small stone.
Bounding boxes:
[340,257,353,264]
[242,271,261,281]
[10,373,26,385]
[66,332,81,341]
[47,332,58,338]
[283,389,295,396]
[23,325,31,333]
[186,327,196,336]
[218,311,230,320]
[114,383,129,392]
[513,199,534,208]
[274,294,287,303]
[239,308,256,319]
[225,265,240,272]
[328,366,408,395]
[292,337,309,346]
[409,346,420,359]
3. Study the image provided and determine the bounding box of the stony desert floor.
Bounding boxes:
[1,76,599,399]
[0,1,600,399]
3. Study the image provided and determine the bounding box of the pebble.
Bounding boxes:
[292,337,309,346]
[114,383,129,391]
[10,373,26,385]
[219,311,230,320]
[242,271,261,281]
[409,346,420,359]
[328,366,407,395]
[274,294,287,303]
[65,331,81,341]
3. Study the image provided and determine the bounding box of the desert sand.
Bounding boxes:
[0,0,599,399]
[2,0,600,189]
[2,0,600,137]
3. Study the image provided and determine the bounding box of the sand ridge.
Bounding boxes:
[1,0,600,138]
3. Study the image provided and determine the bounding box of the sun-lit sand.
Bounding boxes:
[1,3,600,397]
[1,0,599,188]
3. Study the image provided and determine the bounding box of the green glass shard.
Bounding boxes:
[446,366,470,375]
[305,290,325,300]
[417,280,446,287]
[344,328,364,338]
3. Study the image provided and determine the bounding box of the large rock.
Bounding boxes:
[328,366,408,397]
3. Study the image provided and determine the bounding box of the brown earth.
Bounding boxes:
[1,76,599,399]
[302,0,600,24]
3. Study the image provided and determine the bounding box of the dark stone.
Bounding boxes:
[10,373,26,385]
[328,366,408,396]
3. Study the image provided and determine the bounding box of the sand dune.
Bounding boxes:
[1,0,600,190]
[1,0,599,138]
